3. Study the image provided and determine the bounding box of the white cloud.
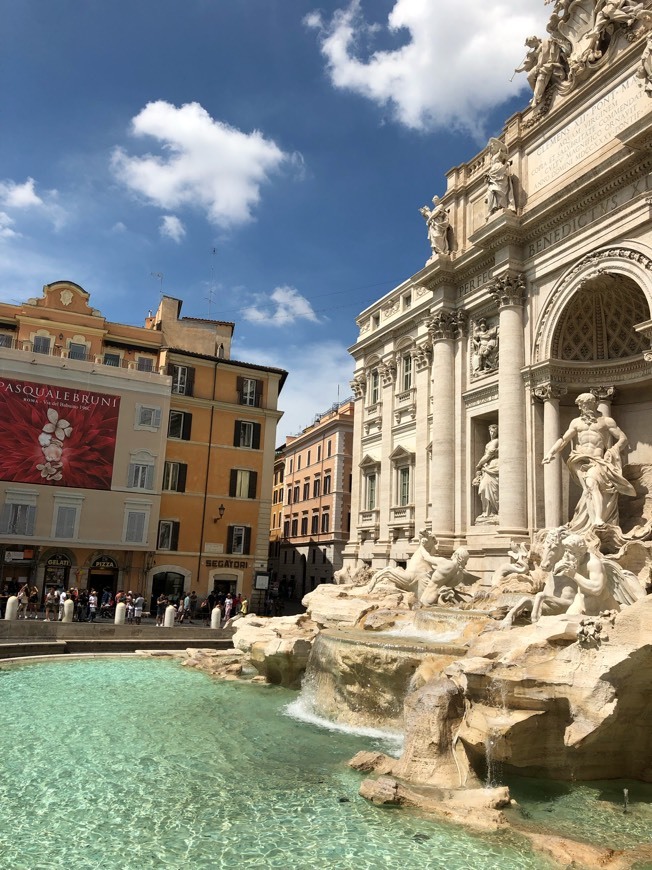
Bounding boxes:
[242,286,319,327]
[0,212,19,239]
[306,0,550,135]
[160,214,186,243]
[111,221,127,234]
[0,177,67,229]
[0,178,44,208]
[233,339,354,442]
[112,101,290,228]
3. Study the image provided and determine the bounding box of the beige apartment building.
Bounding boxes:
[0,281,285,607]
[269,400,353,600]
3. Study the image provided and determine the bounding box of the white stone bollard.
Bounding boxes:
[62,598,74,623]
[210,606,222,629]
[4,596,18,620]
[114,601,126,625]
[164,604,176,628]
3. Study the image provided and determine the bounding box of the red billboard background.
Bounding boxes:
[0,378,120,490]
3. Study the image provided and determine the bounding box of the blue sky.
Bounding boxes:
[1,0,549,440]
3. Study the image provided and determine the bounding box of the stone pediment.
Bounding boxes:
[36,281,99,317]
[388,445,415,463]
[359,453,381,469]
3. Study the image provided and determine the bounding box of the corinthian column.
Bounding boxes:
[534,383,567,528]
[428,311,463,539]
[491,275,527,533]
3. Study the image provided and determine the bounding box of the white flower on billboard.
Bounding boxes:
[36,408,73,482]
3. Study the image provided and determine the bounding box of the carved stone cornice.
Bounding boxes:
[489,274,527,308]
[462,382,499,409]
[534,383,568,402]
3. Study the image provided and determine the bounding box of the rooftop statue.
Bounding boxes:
[514,33,566,106]
[542,392,635,532]
[485,139,515,216]
[500,526,646,627]
[419,196,451,258]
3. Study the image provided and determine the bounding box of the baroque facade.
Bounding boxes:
[0,282,285,607]
[344,1,652,578]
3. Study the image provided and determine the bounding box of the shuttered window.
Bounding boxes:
[229,469,258,499]
[125,511,146,544]
[158,520,180,550]
[227,525,251,555]
[54,506,77,539]
[0,504,36,536]
[233,420,261,449]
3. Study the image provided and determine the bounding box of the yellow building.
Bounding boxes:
[269,400,353,602]
[0,282,286,609]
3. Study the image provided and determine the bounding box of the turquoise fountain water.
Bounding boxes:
[0,657,556,870]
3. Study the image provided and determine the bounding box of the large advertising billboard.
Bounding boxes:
[0,378,120,490]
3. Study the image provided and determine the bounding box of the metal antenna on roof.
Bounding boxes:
[205,247,217,318]
[151,272,164,301]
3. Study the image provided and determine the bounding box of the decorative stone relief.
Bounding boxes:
[419,196,452,260]
[359,320,370,334]
[636,29,652,93]
[591,385,616,403]
[60,289,73,306]
[471,316,499,377]
[485,139,516,216]
[517,0,651,114]
[379,357,397,386]
[414,285,430,298]
[489,274,526,308]
[350,373,367,399]
[383,300,400,318]
[533,383,568,402]
[414,344,431,371]
[427,310,467,342]
[535,247,652,361]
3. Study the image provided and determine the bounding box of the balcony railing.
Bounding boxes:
[0,337,164,373]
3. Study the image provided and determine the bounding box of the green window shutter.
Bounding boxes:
[177,464,187,493]
[252,423,261,450]
[244,527,252,555]
[182,413,192,440]
[234,420,242,447]
[185,366,195,397]
[248,470,258,499]
[229,469,238,498]
[171,521,180,551]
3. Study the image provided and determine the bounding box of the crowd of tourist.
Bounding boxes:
[1,582,251,626]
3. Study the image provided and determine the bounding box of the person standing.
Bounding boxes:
[188,590,197,623]
[134,592,145,625]
[223,593,233,625]
[87,589,98,622]
[44,588,57,622]
[240,597,249,616]
[58,588,68,621]
[16,583,29,619]
[28,585,39,619]
[155,592,167,627]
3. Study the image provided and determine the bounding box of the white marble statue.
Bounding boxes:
[365,529,439,596]
[485,139,515,216]
[515,34,566,106]
[500,526,645,628]
[471,318,499,374]
[418,548,480,607]
[636,30,652,94]
[419,196,451,257]
[472,424,499,523]
[542,392,635,532]
[491,541,531,586]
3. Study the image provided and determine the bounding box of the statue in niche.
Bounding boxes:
[500,526,645,628]
[419,196,451,258]
[473,424,499,523]
[542,392,636,533]
[471,318,499,374]
[418,548,480,607]
[514,34,566,107]
[485,139,515,216]
[364,529,439,597]
[592,0,646,34]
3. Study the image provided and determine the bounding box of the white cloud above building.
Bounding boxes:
[242,286,319,327]
[111,101,290,229]
[306,0,549,135]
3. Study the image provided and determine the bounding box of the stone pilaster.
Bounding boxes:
[379,354,396,543]
[414,340,432,534]
[490,274,527,533]
[343,371,366,564]
[534,383,567,529]
[428,311,464,540]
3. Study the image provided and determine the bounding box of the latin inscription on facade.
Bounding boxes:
[527,172,652,258]
[528,76,648,193]
[458,269,494,298]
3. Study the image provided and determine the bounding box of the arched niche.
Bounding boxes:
[534,246,652,363]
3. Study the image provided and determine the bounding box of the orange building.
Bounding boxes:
[269,399,353,601]
[0,282,286,609]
